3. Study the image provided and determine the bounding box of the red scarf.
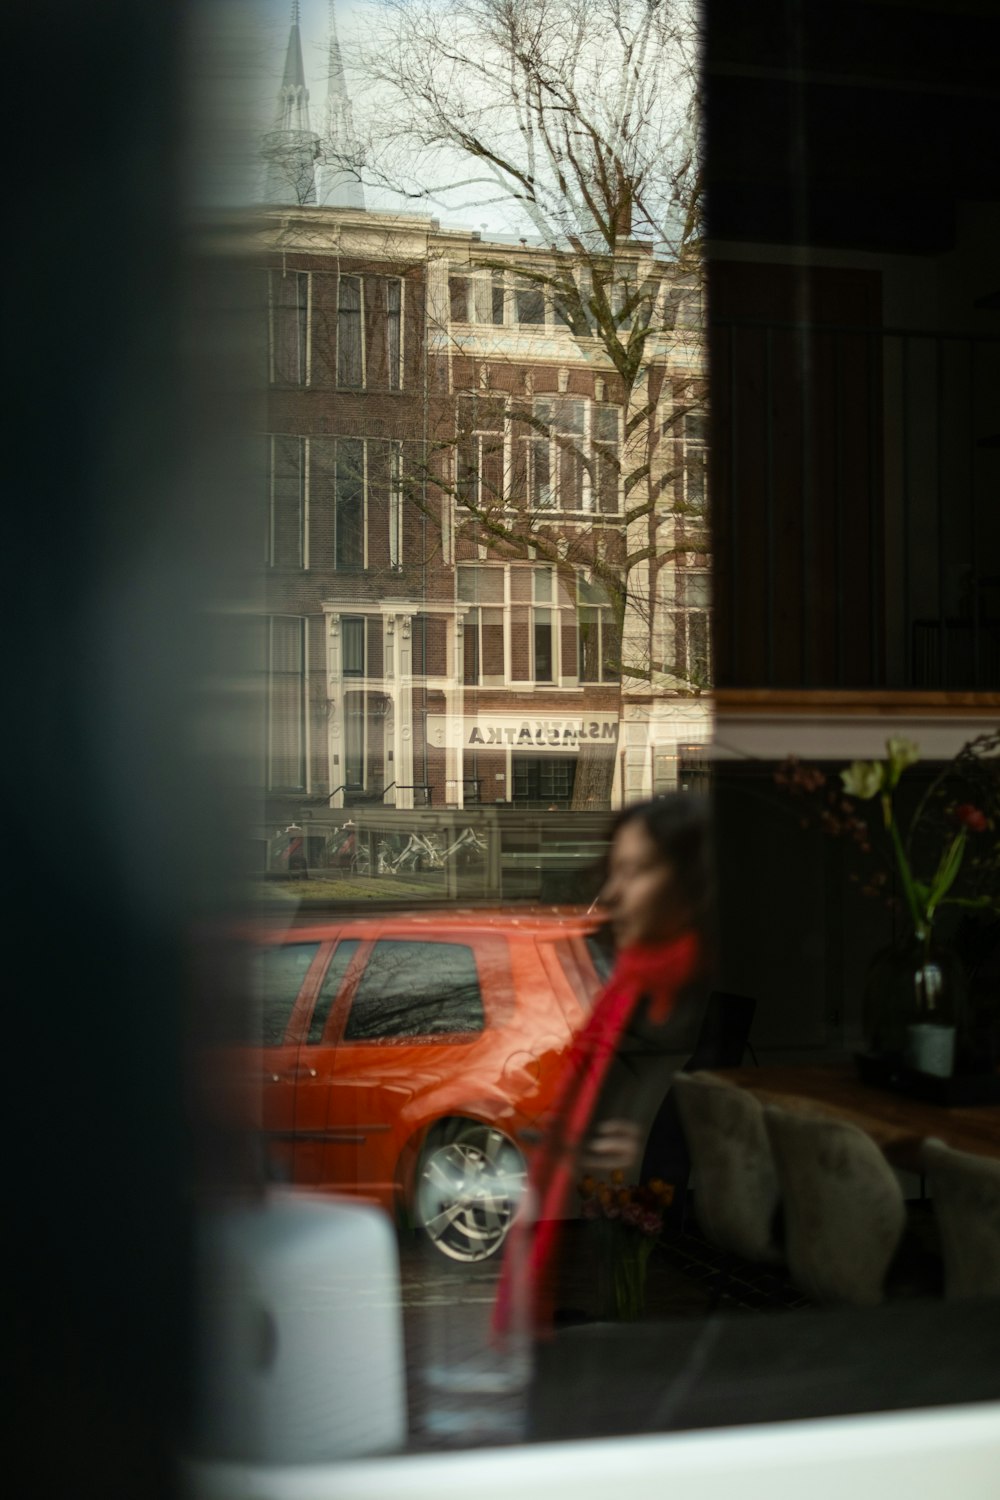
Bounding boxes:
[493,929,700,1338]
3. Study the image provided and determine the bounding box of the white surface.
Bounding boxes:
[185,1400,1000,1500]
[195,1191,406,1464]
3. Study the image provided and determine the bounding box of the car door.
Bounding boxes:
[285,933,368,1187]
[318,933,510,1204]
[247,937,330,1185]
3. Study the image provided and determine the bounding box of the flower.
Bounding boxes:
[885,737,920,787]
[776,730,1000,946]
[956,803,988,833]
[841,760,884,799]
[576,1175,666,1238]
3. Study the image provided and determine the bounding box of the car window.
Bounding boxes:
[344,940,485,1040]
[585,929,615,984]
[306,939,361,1043]
[248,941,320,1046]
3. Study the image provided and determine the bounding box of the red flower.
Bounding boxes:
[956,803,988,832]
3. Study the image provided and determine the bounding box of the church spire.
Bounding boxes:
[317,0,366,209]
[262,2,320,205]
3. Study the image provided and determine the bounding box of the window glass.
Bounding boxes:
[512,756,575,806]
[534,607,553,682]
[335,438,364,570]
[270,269,307,385]
[585,931,615,984]
[342,616,365,676]
[449,275,469,323]
[306,939,361,1043]
[458,565,504,604]
[268,616,306,789]
[248,942,319,1046]
[515,282,545,324]
[268,435,304,568]
[345,941,485,1039]
[337,274,363,387]
[386,278,402,390]
[344,689,365,788]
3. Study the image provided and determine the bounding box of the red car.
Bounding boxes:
[210,909,611,1261]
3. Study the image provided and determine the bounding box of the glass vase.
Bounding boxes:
[596,1225,654,1321]
[863,934,969,1078]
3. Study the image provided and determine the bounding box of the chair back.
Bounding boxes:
[765,1106,905,1307]
[683,991,756,1073]
[921,1138,1000,1300]
[673,1073,782,1263]
[639,993,757,1205]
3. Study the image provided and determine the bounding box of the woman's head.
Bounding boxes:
[598,795,711,950]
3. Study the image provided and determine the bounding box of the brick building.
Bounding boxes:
[257,203,711,833]
[252,7,712,851]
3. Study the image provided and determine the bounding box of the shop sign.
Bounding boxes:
[427,714,619,753]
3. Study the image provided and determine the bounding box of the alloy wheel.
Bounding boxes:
[415,1122,527,1263]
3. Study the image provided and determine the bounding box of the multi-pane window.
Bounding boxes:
[549,399,587,511]
[507,398,618,513]
[672,569,711,686]
[458,565,505,686]
[386,278,402,390]
[578,575,621,683]
[267,435,305,568]
[269,269,308,385]
[459,564,574,685]
[343,690,365,790]
[457,395,505,510]
[337,274,363,387]
[521,417,553,508]
[452,392,629,515]
[266,616,307,791]
[412,614,447,679]
[514,278,546,326]
[342,617,365,677]
[681,408,709,515]
[662,276,703,331]
[449,271,505,326]
[592,403,622,514]
[512,757,576,807]
[532,568,555,682]
[334,438,365,570]
[388,442,403,570]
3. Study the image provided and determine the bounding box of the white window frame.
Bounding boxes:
[591,400,623,516]
[386,276,404,391]
[329,436,368,573]
[336,272,366,389]
[670,567,712,687]
[265,614,309,793]
[265,434,307,569]
[577,572,620,684]
[680,406,709,515]
[388,441,403,571]
[267,269,309,386]
[531,566,558,683]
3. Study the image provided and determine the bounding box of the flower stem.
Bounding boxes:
[886,799,926,938]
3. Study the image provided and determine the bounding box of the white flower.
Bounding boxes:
[841,760,884,799]
[886,737,920,785]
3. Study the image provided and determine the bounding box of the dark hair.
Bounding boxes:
[608,794,713,927]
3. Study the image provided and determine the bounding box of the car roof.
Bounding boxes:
[243,905,605,943]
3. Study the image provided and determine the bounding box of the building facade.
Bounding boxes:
[254,202,711,845]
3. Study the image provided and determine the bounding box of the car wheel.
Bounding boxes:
[415,1120,527,1263]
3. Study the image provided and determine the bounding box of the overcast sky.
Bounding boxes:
[242,0,535,235]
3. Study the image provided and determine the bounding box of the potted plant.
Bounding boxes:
[775,731,1000,1081]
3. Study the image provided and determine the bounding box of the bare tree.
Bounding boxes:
[347,0,709,729]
